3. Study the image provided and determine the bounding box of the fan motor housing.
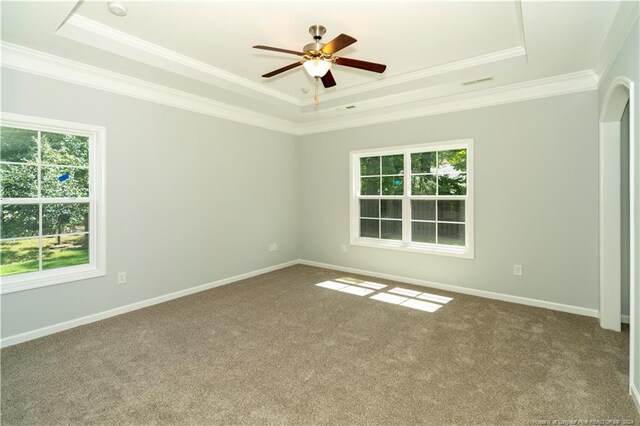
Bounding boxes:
[303,42,326,57]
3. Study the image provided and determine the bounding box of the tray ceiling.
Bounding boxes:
[0,1,626,130]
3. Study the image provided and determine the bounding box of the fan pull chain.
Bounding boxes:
[314,77,320,106]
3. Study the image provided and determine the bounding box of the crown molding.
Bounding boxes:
[1,42,598,137]
[595,1,639,83]
[58,14,302,106]
[61,14,529,109]
[295,70,599,135]
[0,42,298,135]
[299,46,527,106]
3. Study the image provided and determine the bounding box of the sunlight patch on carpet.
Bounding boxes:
[315,277,452,313]
[370,293,408,304]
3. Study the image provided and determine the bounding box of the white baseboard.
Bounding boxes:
[622,314,630,324]
[0,260,299,348]
[299,259,599,318]
[632,383,640,414]
[0,258,606,348]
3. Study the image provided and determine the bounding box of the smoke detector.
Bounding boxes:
[108,2,128,17]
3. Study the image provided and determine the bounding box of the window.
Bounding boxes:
[0,113,105,293]
[350,139,473,258]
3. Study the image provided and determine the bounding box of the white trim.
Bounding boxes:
[0,112,107,294]
[598,76,636,406]
[0,259,299,348]
[514,0,529,63]
[596,3,639,83]
[299,46,526,106]
[622,314,630,324]
[57,15,300,106]
[350,239,471,259]
[632,383,640,413]
[58,15,529,109]
[298,259,599,318]
[0,42,296,135]
[296,70,599,135]
[0,258,603,348]
[1,42,599,136]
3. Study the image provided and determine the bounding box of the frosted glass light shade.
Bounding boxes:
[303,59,332,78]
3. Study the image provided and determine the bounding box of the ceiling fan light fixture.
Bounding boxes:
[303,59,332,78]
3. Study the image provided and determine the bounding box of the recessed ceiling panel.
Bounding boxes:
[75,1,524,99]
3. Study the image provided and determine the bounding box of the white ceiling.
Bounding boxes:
[76,1,525,96]
[0,1,626,128]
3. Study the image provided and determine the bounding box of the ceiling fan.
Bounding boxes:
[253,25,387,91]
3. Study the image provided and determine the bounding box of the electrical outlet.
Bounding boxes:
[269,243,278,252]
[341,244,347,252]
[117,272,127,284]
[513,264,523,276]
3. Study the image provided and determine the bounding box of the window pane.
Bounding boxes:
[411,175,436,195]
[0,238,40,276]
[1,204,39,238]
[381,200,402,219]
[438,149,467,173]
[360,199,379,218]
[42,203,89,235]
[412,222,436,243]
[438,200,465,222]
[360,156,380,176]
[381,220,402,240]
[381,154,403,175]
[360,177,380,195]
[438,173,467,195]
[411,151,436,174]
[42,234,89,270]
[0,127,38,163]
[41,167,89,198]
[382,176,403,195]
[360,219,379,238]
[41,132,89,167]
[438,223,465,246]
[0,164,38,198]
[411,200,435,221]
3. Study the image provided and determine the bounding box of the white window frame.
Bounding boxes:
[0,113,106,293]
[350,139,474,259]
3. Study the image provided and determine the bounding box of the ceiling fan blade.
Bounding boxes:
[320,34,357,55]
[334,57,387,73]
[321,70,337,88]
[262,62,303,78]
[253,45,305,56]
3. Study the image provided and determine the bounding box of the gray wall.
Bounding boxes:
[1,68,300,338]
[598,17,640,396]
[0,38,631,355]
[298,92,600,310]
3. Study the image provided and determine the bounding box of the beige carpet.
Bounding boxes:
[1,265,638,425]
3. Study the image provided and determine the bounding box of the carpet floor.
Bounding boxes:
[1,265,638,425]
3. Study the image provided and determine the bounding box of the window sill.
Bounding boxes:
[0,265,106,294]
[351,237,474,259]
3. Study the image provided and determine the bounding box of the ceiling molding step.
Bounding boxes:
[300,46,527,106]
[58,14,302,106]
[1,42,598,137]
[0,42,298,135]
[60,14,530,109]
[295,70,599,135]
[513,0,529,63]
[595,1,639,83]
